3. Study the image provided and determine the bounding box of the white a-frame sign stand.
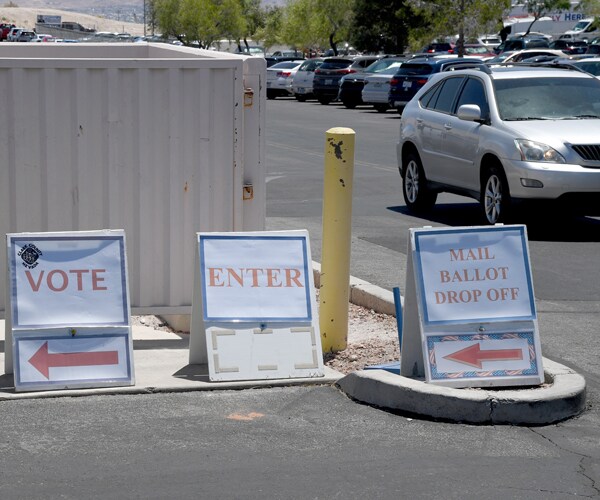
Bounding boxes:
[400,225,544,388]
[188,230,324,382]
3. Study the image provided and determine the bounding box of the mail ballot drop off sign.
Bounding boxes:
[8,233,129,328]
[414,226,536,326]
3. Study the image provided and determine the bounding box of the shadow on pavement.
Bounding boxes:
[388,203,600,243]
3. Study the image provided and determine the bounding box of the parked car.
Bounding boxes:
[549,39,588,55]
[265,55,305,67]
[31,34,56,43]
[421,42,455,54]
[266,60,304,99]
[568,57,600,76]
[397,64,600,224]
[560,17,598,42]
[15,31,36,42]
[291,58,324,101]
[0,23,15,41]
[477,34,502,49]
[494,35,550,54]
[312,55,380,105]
[270,50,303,58]
[388,56,483,113]
[463,44,496,59]
[488,49,568,65]
[361,65,405,112]
[7,27,24,42]
[338,56,405,108]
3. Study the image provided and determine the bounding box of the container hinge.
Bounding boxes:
[243,184,254,200]
[244,88,254,107]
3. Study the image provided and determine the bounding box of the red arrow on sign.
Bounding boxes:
[28,341,119,379]
[443,343,523,369]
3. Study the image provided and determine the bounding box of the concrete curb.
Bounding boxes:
[312,261,397,316]
[336,358,586,424]
[313,264,587,425]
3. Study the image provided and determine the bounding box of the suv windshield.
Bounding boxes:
[494,77,600,120]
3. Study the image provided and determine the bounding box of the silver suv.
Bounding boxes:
[397,64,600,224]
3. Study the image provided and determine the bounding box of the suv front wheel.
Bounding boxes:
[481,166,511,224]
[402,152,437,212]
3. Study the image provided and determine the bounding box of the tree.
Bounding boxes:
[279,0,355,55]
[255,5,284,50]
[407,0,509,56]
[350,0,425,54]
[153,0,247,48]
[239,0,266,51]
[520,0,573,35]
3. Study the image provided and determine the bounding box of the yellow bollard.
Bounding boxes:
[319,127,355,352]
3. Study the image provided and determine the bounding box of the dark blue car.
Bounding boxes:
[388,57,484,113]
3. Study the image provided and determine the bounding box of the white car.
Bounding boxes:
[31,34,55,42]
[361,63,403,112]
[291,58,323,101]
[398,65,600,224]
[487,49,568,65]
[7,27,24,42]
[266,60,305,99]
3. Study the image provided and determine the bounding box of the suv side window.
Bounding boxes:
[455,77,488,116]
[432,77,465,114]
[420,82,443,109]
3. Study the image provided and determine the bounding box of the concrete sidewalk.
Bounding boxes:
[0,280,587,425]
[0,322,343,400]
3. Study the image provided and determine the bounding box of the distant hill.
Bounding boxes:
[0,6,145,35]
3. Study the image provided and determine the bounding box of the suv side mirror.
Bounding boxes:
[457,104,484,123]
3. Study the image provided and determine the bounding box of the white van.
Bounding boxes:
[560,17,597,41]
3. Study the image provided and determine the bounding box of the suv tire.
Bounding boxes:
[481,166,511,224]
[402,152,437,212]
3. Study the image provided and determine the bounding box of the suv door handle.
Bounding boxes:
[444,123,452,130]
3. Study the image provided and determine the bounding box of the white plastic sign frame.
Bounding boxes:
[189,230,324,382]
[401,225,544,388]
[5,230,135,391]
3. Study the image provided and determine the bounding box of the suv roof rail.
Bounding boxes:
[442,61,491,73]
[499,61,590,74]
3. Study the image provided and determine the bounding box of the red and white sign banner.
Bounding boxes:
[13,333,132,391]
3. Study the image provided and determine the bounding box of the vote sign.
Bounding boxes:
[8,233,129,328]
[7,231,135,392]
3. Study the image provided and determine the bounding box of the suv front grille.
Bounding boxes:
[572,144,600,162]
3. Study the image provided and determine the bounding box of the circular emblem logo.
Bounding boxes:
[18,243,43,269]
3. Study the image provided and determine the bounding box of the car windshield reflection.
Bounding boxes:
[494,77,600,120]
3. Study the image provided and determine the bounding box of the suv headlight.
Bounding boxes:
[515,139,565,163]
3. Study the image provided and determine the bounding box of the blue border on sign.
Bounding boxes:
[427,331,539,380]
[13,333,133,389]
[413,226,536,326]
[9,235,129,329]
[198,235,312,322]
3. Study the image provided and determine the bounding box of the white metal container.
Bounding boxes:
[0,43,266,316]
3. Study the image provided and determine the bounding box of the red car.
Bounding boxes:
[0,23,15,41]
